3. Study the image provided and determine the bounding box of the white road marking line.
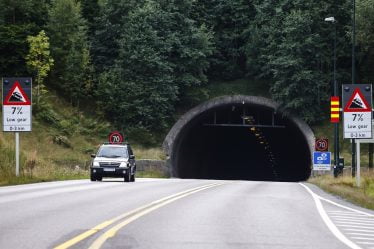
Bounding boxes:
[316,197,374,217]
[329,211,368,215]
[357,242,374,245]
[299,183,361,249]
[345,229,374,233]
[329,213,369,217]
[334,217,374,222]
[0,183,123,204]
[352,238,374,241]
[0,180,88,194]
[327,211,367,216]
[335,221,374,226]
[338,225,374,230]
[348,233,374,237]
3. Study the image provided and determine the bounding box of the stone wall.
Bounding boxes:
[136,159,169,176]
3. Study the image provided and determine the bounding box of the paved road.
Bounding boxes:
[0,178,373,249]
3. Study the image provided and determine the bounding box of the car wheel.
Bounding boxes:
[124,171,131,182]
[90,174,96,181]
[96,175,103,181]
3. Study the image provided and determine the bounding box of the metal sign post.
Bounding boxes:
[356,141,360,187]
[15,132,19,176]
[2,77,32,176]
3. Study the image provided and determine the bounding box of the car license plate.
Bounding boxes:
[104,168,115,172]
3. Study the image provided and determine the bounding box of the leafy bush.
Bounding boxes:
[127,127,158,147]
[34,101,61,126]
[52,135,72,148]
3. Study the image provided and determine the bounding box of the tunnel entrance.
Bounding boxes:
[163,96,314,182]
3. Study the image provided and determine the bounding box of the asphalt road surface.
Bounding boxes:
[0,178,373,249]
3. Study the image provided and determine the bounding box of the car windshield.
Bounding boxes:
[97,146,128,158]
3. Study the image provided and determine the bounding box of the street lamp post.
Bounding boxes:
[325,17,340,176]
[352,0,357,177]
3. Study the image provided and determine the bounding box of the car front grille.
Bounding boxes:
[99,162,121,167]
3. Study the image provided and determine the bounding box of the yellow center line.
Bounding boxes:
[53,182,224,249]
[88,183,225,249]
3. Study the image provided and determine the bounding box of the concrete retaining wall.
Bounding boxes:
[136,159,169,176]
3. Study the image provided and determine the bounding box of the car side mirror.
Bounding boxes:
[129,155,135,159]
[91,154,96,158]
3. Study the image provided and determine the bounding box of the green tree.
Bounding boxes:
[97,0,213,130]
[80,0,100,36]
[47,0,92,105]
[356,0,374,83]
[246,0,351,123]
[91,0,144,73]
[0,0,48,76]
[192,0,255,80]
[25,30,54,105]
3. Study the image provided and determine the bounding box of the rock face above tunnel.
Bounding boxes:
[163,95,315,181]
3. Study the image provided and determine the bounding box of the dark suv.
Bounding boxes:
[90,143,136,182]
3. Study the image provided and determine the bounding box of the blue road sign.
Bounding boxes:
[313,152,331,171]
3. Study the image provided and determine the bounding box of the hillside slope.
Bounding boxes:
[0,91,164,185]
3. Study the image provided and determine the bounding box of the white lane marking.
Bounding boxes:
[352,238,374,241]
[357,242,374,245]
[330,213,371,218]
[329,211,368,214]
[345,229,374,233]
[0,178,167,194]
[299,183,361,249]
[0,182,121,204]
[336,221,374,226]
[338,225,374,230]
[349,233,374,237]
[334,217,374,222]
[0,178,179,204]
[0,180,88,194]
[318,197,374,217]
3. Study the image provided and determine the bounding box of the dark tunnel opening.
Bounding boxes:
[164,96,314,182]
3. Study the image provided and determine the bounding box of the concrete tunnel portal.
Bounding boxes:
[163,96,315,182]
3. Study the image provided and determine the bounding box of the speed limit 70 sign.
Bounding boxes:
[315,138,328,152]
[108,131,124,144]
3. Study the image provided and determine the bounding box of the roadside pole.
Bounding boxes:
[356,140,360,187]
[15,132,19,176]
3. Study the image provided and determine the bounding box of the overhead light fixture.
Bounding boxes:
[324,17,336,23]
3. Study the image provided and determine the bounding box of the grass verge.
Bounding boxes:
[308,172,374,210]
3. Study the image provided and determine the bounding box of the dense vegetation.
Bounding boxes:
[1,0,374,132]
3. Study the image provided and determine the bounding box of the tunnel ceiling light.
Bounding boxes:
[250,127,256,131]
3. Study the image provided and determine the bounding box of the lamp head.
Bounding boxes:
[324,17,336,23]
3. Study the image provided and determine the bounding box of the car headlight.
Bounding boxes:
[93,161,100,167]
[120,162,129,168]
